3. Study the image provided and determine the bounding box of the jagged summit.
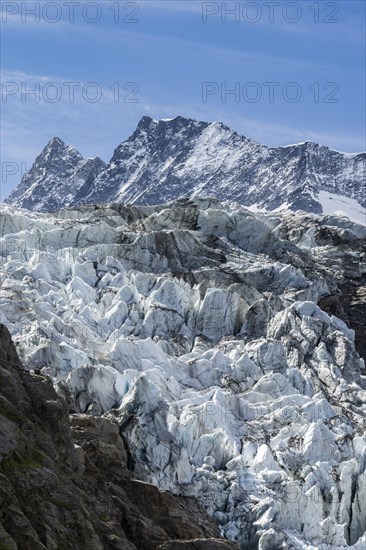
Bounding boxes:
[46,135,67,148]
[35,137,81,165]
[6,137,106,212]
[41,137,82,160]
[5,116,366,223]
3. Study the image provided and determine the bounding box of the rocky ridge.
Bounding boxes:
[5,116,365,222]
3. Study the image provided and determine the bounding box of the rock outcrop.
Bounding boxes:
[0,323,235,549]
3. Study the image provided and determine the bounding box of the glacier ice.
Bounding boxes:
[0,198,365,549]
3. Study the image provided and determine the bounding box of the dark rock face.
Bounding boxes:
[320,285,366,365]
[274,215,366,364]
[157,541,236,549]
[0,324,236,550]
[5,116,365,215]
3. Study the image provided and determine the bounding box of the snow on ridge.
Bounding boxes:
[277,140,364,157]
[5,116,365,215]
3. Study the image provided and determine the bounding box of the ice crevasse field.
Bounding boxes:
[0,197,366,549]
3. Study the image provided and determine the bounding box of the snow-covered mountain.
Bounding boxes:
[6,137,106,212]
[1,198,366,549]
[5,116,365,222]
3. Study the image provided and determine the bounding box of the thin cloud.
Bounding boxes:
[1,12,344,76]
[230,117,366,153]
[3,0,363,49]
[141,0,203,14]
[2,69,364,153]
[141,0,365,46]
[77,27,341,76]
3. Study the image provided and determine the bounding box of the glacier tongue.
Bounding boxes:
[1,198,366,549]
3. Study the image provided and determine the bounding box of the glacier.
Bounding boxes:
[0,198,365,549]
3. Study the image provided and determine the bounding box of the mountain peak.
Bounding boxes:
[136,115,208,132]
[4,117,365,221]
[161,115,196,124]
[136,115,155,129]
[38,138,85,166]
[41,137,71,159]
[46,136,66,148]
[159,115,209,130]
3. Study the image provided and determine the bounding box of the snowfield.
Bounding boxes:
[1,198,366,549]
[317,191,366,227]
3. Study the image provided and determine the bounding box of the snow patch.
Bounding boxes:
[318,190,366,226]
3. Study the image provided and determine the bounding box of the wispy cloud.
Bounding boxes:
[0,69,145,197]
[140,0,203,14]
[1,11,349,76]
[141,0,365,45]
[228,117,366,153]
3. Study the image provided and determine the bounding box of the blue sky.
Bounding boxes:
[0,0,365,198]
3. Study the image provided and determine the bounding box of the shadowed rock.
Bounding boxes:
[0,324,235,550]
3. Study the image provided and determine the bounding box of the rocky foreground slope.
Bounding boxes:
[5,116,365,220]
[0,198,366,549]
[0,323,235,550]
